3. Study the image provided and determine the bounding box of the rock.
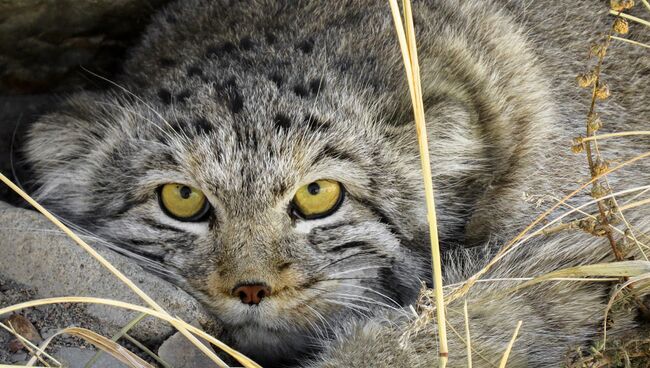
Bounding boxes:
[0,0,170,94]
[7,339,24,353]
[0,201,218,343]
[9,351,27,363]
[54,347,125,368]
[4,314,42,345]
[158,321,219,368]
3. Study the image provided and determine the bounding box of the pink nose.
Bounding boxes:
[232,283,272,305]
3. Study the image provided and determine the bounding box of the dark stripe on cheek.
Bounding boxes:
[312,221,354,233]
[121,242,168,264]
[112,196,149,217]
[142,217,185,233]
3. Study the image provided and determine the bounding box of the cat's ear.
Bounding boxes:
[23,91,126,208]
[25,93,108,177]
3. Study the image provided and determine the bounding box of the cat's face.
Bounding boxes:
[26,86,430,362]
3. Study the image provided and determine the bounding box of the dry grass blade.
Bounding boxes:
[0,322,59,367]
[54,327,154,368]
[498,321,522,368]
[507,261,650,294]
[122,334,172,368]
[463,300,472,368]
[578,130,650,143]
[0,297,259,368]
[0,173,260,368]
[387,0,448,364]
[446,150,650,305]
[610,10,650,27]
[610,35,650,49]
[603,272,650,345]
[83,312,149,368]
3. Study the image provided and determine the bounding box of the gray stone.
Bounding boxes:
[158,322,218,368]
[54,347,125,368]
[9,352,27,363]
[0,201,218,343]
[0,0,169,94]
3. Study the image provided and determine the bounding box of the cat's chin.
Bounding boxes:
[225,321,319,366]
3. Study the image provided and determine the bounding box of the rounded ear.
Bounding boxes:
[23,92,121,209]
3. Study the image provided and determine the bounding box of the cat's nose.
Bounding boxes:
[232,283,272,305]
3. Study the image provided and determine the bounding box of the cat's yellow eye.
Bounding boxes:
[159,184,210,221]
[292,180,344,219]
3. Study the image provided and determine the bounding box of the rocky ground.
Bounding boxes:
[0,2,234,367]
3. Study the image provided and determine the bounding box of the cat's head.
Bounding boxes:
[25,80,434,362]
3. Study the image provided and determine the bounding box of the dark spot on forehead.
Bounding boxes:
[293,84,309,98]
[206,41,237,58]
[319,144,356,163]
[269,72,283,87]
[274,113,292,131]
[337,58,353,72]
[304,114,330,132]
[239,36,254,50]
[158,88,172,105]
[296,38,314,53]
[222,41,236,53]
[230,93,244,113]
[192,117,214,135]
[265,32,277,44]
[187,65,203,78]
[159,58,176,68]
[225,77,236,88]
[223,78,243,114]
[309,78,325,94]
[176,90,192,103]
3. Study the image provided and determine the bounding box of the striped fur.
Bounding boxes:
[25,1,650,366]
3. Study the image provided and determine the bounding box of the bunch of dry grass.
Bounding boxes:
[407,0,650,366]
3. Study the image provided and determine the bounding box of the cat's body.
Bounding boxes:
[24,0,650,366]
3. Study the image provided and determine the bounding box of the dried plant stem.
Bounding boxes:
[0,297,257,367]
[388,0,448,364]
[463,300,472,368]
[581,15,650,320]
[443,316,495,367]
[0,322,59,367]
[446,150,650,305]
[498,321,522,368]
[610,35,650,49]
[610,10,650,28]
[123,334,172,368]
[546,196,650,259]
[582,34,622,261]
[0,173,254,368]
[84,313,149,368]
[620,197,650,212]
[578,130,650,143]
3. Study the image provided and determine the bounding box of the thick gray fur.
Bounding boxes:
[24,0,650,366]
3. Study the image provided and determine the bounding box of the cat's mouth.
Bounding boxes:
[210,289,336,330]
[193,275,343,330]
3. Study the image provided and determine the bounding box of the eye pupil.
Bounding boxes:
[307,182,320,195]
[179,186,192,199]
